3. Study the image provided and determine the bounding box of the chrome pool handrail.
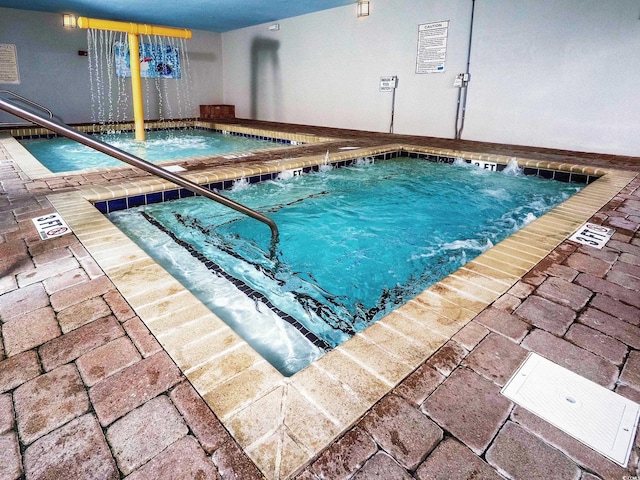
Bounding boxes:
[0,90,54,119]
[0,93,280,245]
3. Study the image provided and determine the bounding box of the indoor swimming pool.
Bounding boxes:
[108,156,583,375]
[19,128,292,172]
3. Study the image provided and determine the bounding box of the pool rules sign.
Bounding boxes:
[32,213,72,240]
[416,21,449,74]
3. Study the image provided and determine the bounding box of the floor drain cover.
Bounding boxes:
[501,352,639,466]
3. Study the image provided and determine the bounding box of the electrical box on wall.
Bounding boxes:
[379,76,397,91]
[454,73,470,87]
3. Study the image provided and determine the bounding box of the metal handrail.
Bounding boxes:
[0,93,279,245]
[0,90,54,119]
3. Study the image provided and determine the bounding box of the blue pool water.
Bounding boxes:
[109,157,582,375]
[20,129,289,173]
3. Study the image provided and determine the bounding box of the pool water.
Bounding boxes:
[20,129,289,173]
[109,157,582,375]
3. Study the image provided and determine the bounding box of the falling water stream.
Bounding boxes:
[86,29,195,129]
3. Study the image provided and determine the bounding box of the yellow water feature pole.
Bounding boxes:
[77,17,192,141]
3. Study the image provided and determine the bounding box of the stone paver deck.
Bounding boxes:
[1,120,639,479]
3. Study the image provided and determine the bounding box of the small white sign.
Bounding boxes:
[472,160,497,171]
[379,76,397,92]
[163,165,187,172]
[569,222,614,249]
[32,213,72,240]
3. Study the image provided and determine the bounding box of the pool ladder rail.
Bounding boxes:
[0,90,280,246]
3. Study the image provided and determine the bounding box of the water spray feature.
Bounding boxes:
[77,17,192,141]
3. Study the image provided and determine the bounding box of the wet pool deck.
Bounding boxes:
[1,120,639,480]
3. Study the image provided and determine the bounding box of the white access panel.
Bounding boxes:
[501,353,640,467]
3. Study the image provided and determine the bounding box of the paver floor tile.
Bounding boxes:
[486,421,580,480]
[474,307,530,342]
[122,316,162,357]
[566,252,612,277]
[0,350,41,393]
[90,351,183,426]
[49,275,113,312]
[590,293,640,326]
[14,364,89,445]
[451,320,490,350]
[515,294,576,336]
[422,367,512,454]
[76,336,141,386]
[211,440,263,480]
[536,276,592,311]
[106,395,188,475]
[565,323,628,365]
[0,431,22,480]
[415,437,502,480]
[576,272,640,308]
[463,333,528,386]
[393,364,445,407]
[39,315,124,371]
[0,282,48,322]
[0,393,14,434]
[103,289,135,322]
[57,296,111,333]
[16,256,79,288]
[14,365,89,444]
[1,306,59,356]
[425,341,467,377]
[169,381,228,454]
[42,268,89,295]
[620,350,640,391]
[22,414,117,480]
[350,450,413,479]
[125,435,220,480]
[308,426,377,480]
[579,307,640,349]
[360,394,443,470]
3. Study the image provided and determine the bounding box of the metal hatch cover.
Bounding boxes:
[501,352,640,467]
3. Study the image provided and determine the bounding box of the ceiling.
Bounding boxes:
[0,0,357,32]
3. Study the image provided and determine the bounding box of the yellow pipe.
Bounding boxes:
[127,33,145,141]
[77,16,192,141]
[77,17,191,39]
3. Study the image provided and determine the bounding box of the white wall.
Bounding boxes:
[0,7,224,125]
[222,0,473,138]
[222,0,640,156]
[464,0,640,156]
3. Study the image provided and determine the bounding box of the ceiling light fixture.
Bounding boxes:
[357,1,370,17]
[63,14,77,28]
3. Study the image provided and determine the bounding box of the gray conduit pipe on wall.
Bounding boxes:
[455,0,476,139]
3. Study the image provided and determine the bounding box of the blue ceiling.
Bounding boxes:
[0,0,357,32]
